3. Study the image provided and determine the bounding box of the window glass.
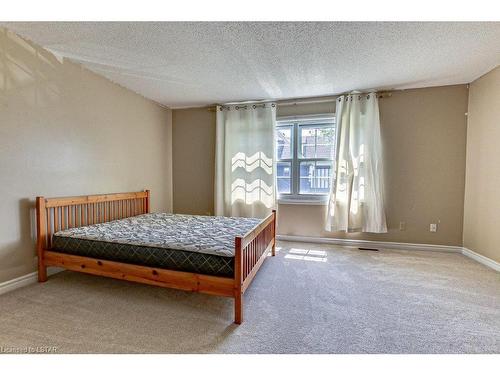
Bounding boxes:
[275,117,335,198]
[299,161,332,195]
[299,125,334,159]
[277,161,292,194]
[276,126,292,159]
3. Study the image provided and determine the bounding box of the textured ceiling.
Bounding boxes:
[2,22,499,108]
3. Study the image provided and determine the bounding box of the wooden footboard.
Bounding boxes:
[35,190,276,324]
[234,209,276,324]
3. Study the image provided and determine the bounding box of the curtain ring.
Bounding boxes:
[367,94,370,100]
[271,103,276,107]
[253,105,256,109]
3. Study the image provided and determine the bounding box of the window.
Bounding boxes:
[276,115,336,202]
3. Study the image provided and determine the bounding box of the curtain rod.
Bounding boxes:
[279,91,393,106]
[218,103,276,111]
[206,91,393,111]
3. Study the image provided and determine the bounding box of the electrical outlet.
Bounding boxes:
[399,221,406,231]
[430,223,437,232]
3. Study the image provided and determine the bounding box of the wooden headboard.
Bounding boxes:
[36,190,150,252]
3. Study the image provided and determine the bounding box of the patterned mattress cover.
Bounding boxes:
[52,213,261,277]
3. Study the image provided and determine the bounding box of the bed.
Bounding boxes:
[35,190,276,324]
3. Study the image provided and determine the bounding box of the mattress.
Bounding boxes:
[52,213,261,277]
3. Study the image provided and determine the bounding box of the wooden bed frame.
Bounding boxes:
[35,190,276,324]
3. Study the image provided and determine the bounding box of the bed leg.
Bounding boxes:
[38,261,47,282]
[36,196,48,282]
[272,209,277,256]
[234,293,243,324]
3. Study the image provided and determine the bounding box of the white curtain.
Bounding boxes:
[215,103,276,218]
[325,93,387,233]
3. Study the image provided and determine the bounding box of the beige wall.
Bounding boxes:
[0,29,173,283]
[172,107,216,215]
[463,66,500,262]
[278,100,336,117]
[278,86,468,246]
[173,85,468,246]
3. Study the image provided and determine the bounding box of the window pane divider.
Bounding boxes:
[298,158,332,162]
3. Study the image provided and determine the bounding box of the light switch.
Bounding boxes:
[430,223,437,232]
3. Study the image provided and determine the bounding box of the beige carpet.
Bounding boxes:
[0,241,499,353]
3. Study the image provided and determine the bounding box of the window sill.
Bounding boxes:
[277,198,328,206]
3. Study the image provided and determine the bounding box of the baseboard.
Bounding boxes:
[277,234,499,272]
[462,247,500,272]
[276,234,462,253]
[0,267,63,296]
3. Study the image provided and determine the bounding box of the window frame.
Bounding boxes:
[276,114,336,204]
